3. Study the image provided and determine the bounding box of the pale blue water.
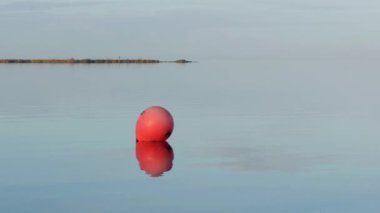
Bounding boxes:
[0,60,380,212]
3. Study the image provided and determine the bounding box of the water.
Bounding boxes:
[0,60,380,212]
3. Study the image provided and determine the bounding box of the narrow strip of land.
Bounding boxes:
[0,59,191,64]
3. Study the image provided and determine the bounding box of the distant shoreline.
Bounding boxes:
[0,58,191,64]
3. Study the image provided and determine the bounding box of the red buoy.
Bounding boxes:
[136,106,174,142]
[136,141,174,177]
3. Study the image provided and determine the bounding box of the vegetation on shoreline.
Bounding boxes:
[0,58,191,64]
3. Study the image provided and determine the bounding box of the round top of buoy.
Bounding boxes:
[136,106,174,142]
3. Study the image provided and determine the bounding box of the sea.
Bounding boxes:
[0,60,379,212]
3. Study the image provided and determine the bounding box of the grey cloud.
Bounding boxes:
[0,0,114,12]
[0,0,379,59]
[238,0,378,12]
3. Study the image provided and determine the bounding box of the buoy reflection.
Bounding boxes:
[136,141,174,177]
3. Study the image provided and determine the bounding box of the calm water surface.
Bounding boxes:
[0,60,380,212]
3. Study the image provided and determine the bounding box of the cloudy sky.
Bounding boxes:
[0,0,379,60]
